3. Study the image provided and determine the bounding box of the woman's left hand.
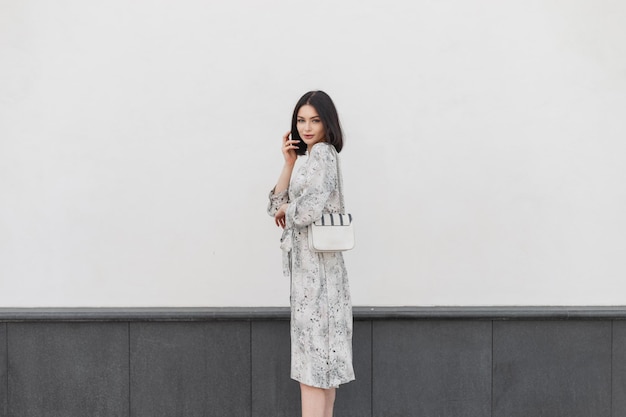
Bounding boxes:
[275,203,288,228]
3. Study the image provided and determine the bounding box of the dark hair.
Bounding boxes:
[291,90,344,155]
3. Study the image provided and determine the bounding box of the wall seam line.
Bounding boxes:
[5,323,8,417]
[611,320,614,417]
[370,320,374,417]
[248,320,254,417]
[491,320,494,417]
[128,322,132,417]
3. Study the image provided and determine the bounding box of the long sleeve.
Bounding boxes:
[286,143,338,229]
[267,188,289,217]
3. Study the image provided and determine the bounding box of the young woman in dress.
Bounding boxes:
[268,90,354,417]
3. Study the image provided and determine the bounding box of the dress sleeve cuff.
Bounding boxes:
[267,188,289,216]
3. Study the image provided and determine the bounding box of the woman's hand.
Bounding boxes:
[275,203,288,229]
[272,133,298,196]
[282,131,299,166]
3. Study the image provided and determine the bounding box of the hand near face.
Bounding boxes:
[282,131,299,166]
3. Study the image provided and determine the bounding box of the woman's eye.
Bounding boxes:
[297,119,304,123]
[312,119,321,123]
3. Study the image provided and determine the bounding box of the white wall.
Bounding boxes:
[1,0,625,307]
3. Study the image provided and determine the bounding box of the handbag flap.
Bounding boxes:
[312,213,353,226]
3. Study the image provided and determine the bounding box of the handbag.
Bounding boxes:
[307,149,355,252]
[308,213,354,252]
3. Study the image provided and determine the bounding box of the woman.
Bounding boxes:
[267,90,354,417]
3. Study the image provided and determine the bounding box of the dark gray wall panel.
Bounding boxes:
[1,309,621,417]
[251,321,300,417]
[493,321,611,417]
[335,321,372,417]
[1,324,6,417]
[372,320,491,417]
[7,322,129,417]
[130,321,250,417]
[613,321,626,415]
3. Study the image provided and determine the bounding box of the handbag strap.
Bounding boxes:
[331,146,346,213]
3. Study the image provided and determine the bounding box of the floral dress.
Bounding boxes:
[267,142,355,389]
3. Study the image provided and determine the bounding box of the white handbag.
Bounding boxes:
[307,148,355,252]
[308,213,354,252]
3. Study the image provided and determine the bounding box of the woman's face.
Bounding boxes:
[296,104,326,150]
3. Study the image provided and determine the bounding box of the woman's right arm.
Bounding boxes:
[273,161,295,195]
[267,131,300,218]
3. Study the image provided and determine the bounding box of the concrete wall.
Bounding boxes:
[1,307,625,416]
[1,1,626,307]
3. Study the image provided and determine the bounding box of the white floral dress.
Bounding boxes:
[267,142,355,389]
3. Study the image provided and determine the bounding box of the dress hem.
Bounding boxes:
[290,375,356,390]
